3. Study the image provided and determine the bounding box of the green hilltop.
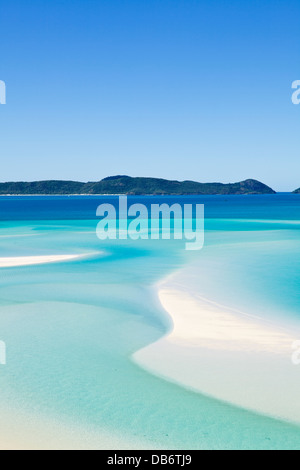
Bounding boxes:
[0,176,276,195]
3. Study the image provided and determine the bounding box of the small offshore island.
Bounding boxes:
[0,176,276,196]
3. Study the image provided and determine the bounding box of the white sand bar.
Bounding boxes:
[134,283,300,424]
[0,254,83,268]
[158,288,294,354]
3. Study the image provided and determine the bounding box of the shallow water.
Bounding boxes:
[0,195,300,449]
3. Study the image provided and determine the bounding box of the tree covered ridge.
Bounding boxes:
[0,176,276,195]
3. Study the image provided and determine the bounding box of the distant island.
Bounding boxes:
[0,176,276,195]
[293,188,300,194]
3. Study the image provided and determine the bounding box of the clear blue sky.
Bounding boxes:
[0,0,299,191]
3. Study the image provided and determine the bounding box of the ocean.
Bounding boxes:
[0,194,300,449]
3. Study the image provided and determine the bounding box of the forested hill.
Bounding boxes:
[0,176,276,195]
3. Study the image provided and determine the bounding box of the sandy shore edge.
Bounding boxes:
[133,282,300,425]
[0,407,151,450]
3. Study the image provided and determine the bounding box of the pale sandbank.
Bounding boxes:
[133,282,300,425]
[0,254,98,268]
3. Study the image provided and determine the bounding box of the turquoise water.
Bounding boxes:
[1,195,300,449]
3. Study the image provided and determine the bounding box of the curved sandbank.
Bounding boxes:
[0,254,88,268]
[133,282,300,425]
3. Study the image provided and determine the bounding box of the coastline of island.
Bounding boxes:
[0,176,276,196]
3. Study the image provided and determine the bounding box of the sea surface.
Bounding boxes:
[0,194,300,449]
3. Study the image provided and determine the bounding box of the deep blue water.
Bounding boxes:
[0,193,299,221]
